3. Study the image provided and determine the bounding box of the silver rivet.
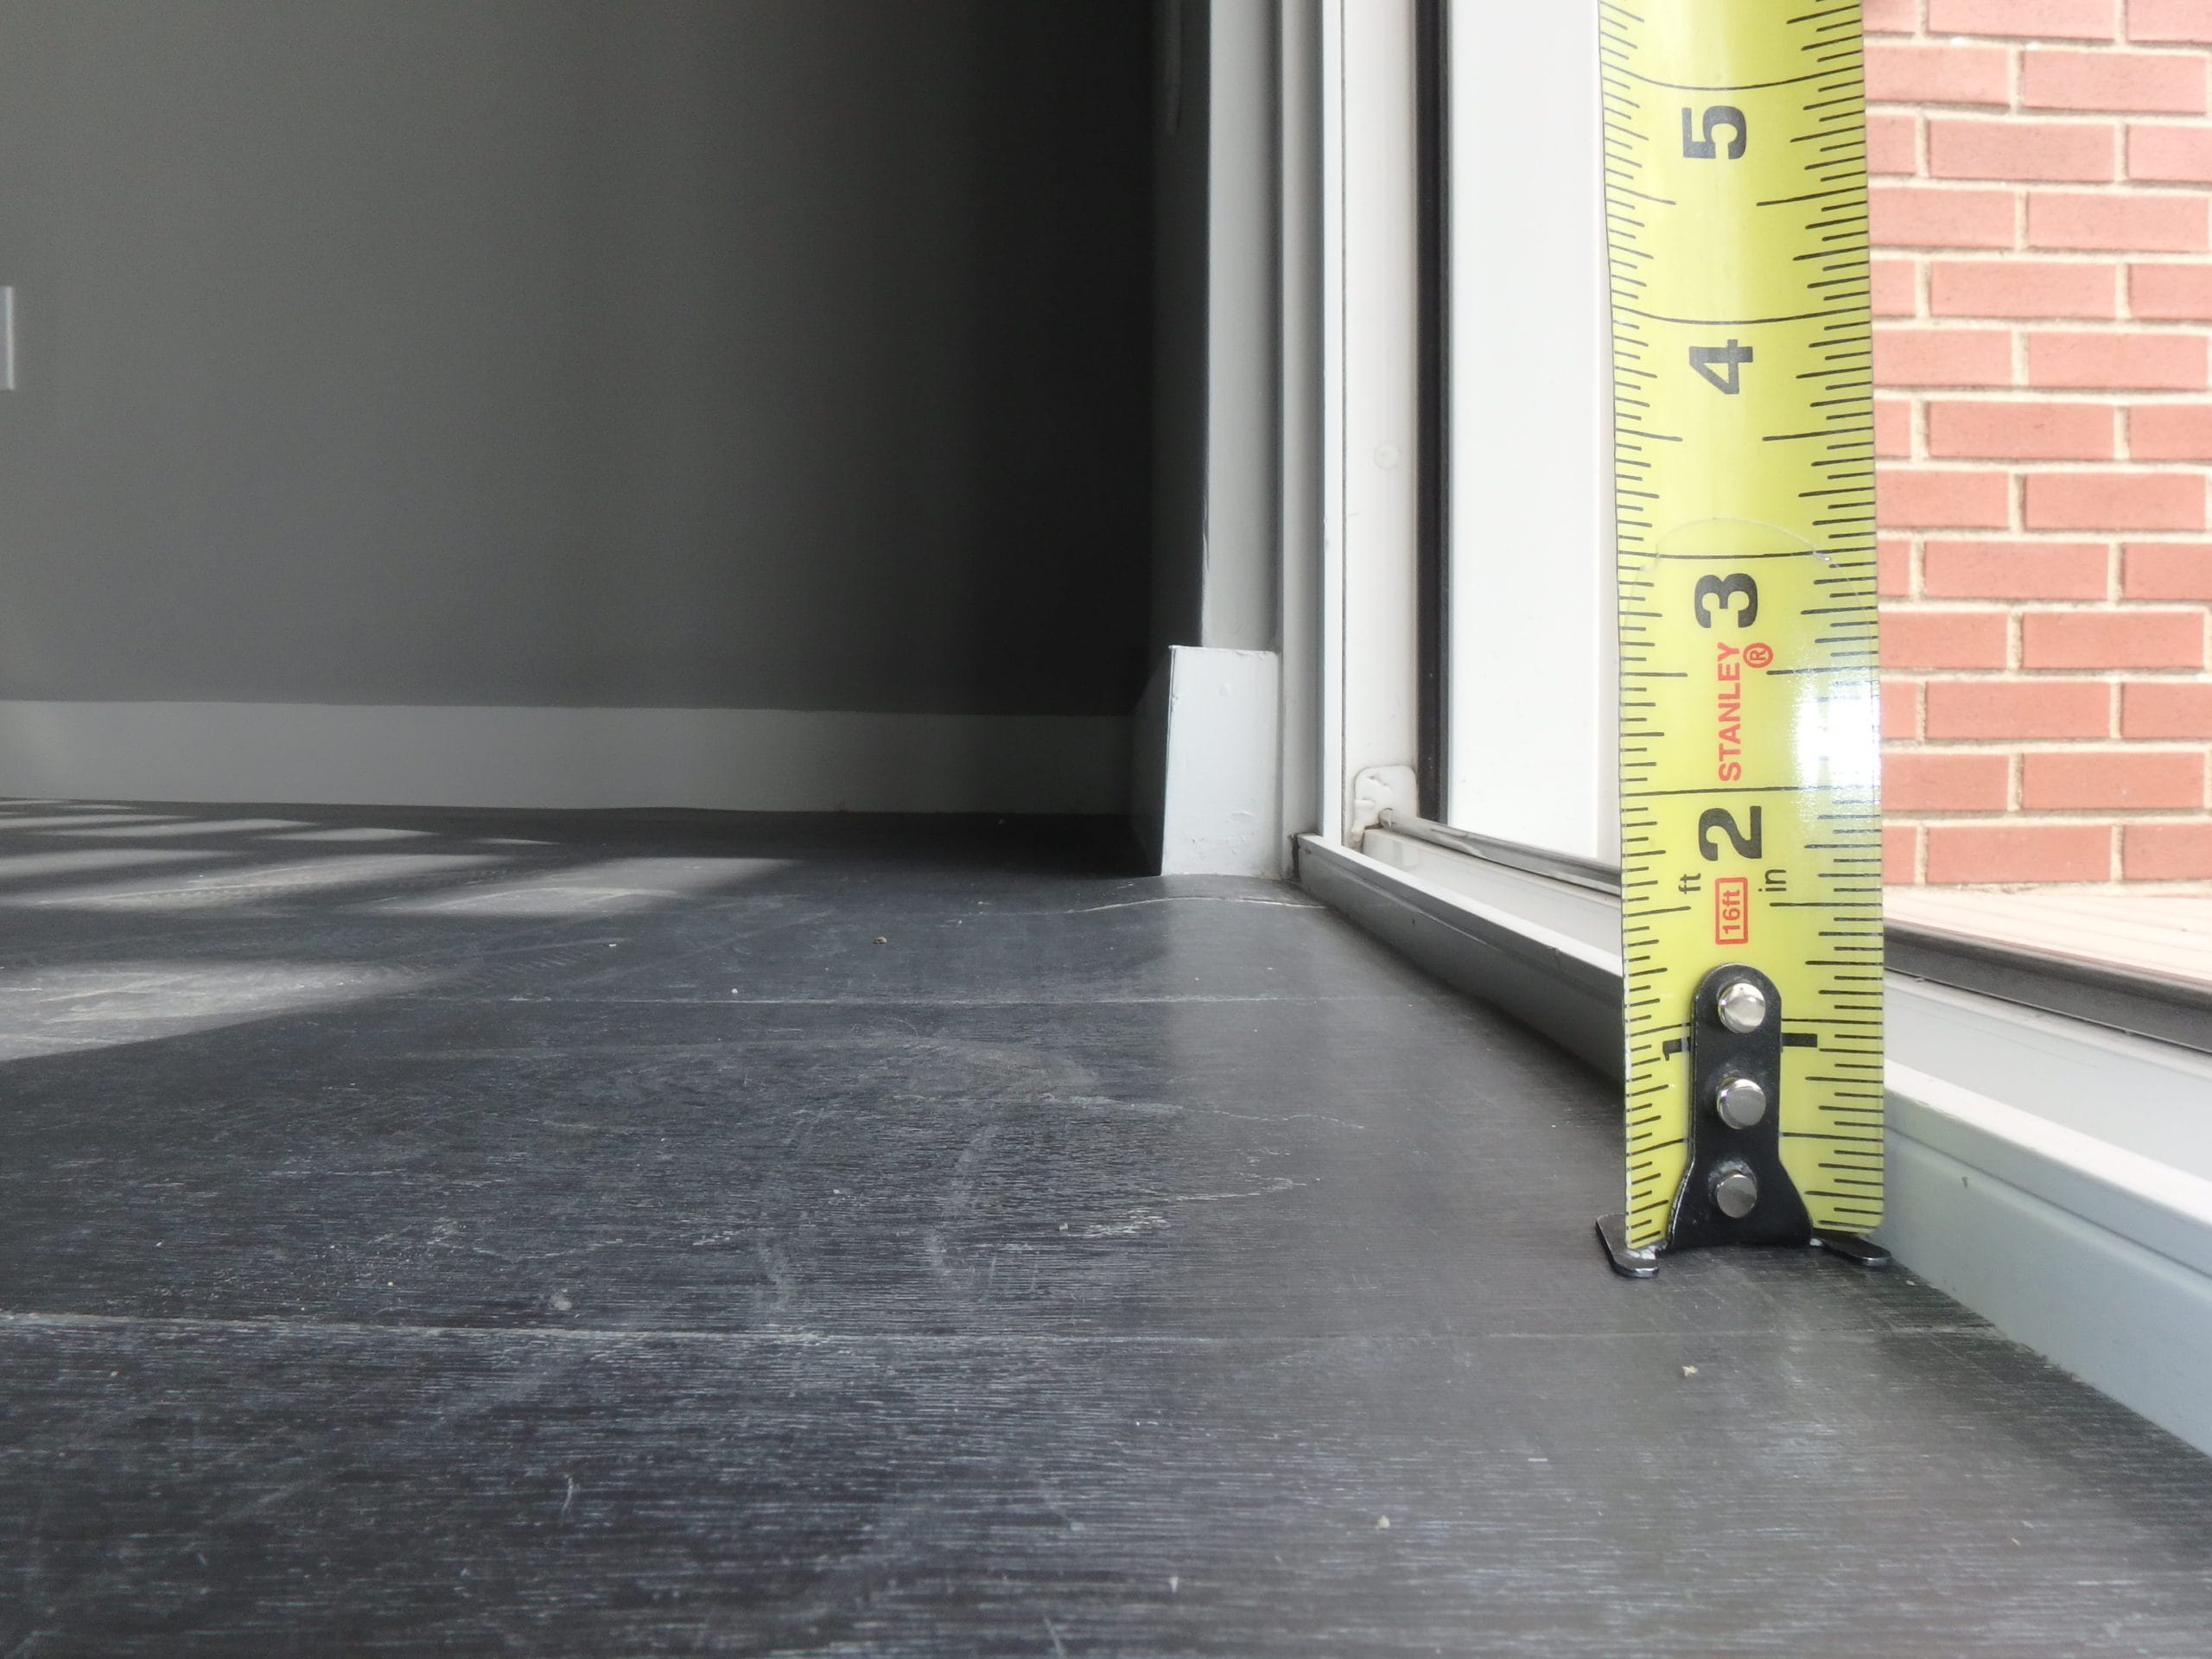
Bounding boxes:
[1716,979,1769,1033]
[1715,1076,1769,1129]
[1711,1162,1760,1219]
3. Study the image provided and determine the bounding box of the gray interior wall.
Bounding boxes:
[1200,0,1278,654]
[0,0,1152,716]
[1150,0,1279,667]
[1151,0,1211,660]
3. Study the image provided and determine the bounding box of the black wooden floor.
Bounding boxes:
[2,801,2209,1656]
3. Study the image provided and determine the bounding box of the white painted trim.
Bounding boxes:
[1887,1068,2212,1291]
[1332,0,1421,842]
[1277,0,1325,859]
[1300,830,2212,1457]
[1318,0,1348,844]
[1150,646,1282,876]
[0,702,1130,816]
[1885,1132,2212,1459]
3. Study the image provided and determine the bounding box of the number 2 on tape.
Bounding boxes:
[1596,0,1890,1278]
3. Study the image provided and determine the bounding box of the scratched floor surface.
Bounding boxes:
[1,799,2209,1656]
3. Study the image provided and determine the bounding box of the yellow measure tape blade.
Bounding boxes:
[1602,2,1885,1251]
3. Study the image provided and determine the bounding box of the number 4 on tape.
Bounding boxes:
[1597,1,1891,1277]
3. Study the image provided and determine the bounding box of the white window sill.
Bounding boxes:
[1299,829,2212,1458]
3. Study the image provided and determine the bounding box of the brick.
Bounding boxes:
[2024,470,2206,530]
[1883,823,1922,884]
[2128,0,2212,44]
[1879,467,2013,527]
[2130,264,2212,319]
[1930,259,2118,319]
[2026,329,2209,389]
[2123,540,2212,595]
[1865,0,1922,28]
[1925,821,2113,881]
[1866,42,2013,107]
[1888,750,2014,810]
[1928,401,2114,461]
[1921,537,2111,596]
[1878,535,1915,596]
[1883,679,1923,740]
[1934,261,2123,321]
[2130,403,2212,459]
[1930,0,2118,35]
[2022,48,2209,114]
[1875,397,1913,457]
[1882,609,2012,668]
[2123,681,2212,734]
[2022,607,2207,665]
[2029,191,2209,253]
[2022,747,2205,808]
[1871,185,2018,249]
[1926,678,2113,738]
[1930,118,2116,183]
[1867,113,1920,177]
[1872,259,1919,319]
[2124,820,2212,879]
[1875,327,2015,387]
[2127,123,2212,182]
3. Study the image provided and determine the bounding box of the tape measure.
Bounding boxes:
[1596,1,1887,1275]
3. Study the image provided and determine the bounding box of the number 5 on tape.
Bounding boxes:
[1597,0,1890,1278]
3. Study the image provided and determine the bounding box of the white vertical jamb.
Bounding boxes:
[1317,0,1347,842]
[1333,0,1421,840]
[1279,0,1323,853]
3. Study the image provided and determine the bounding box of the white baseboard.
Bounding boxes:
[0,701,1130,815]
[1135,646,1282,875]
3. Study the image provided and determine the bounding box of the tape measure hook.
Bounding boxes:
[1600,964,1891,1279]
[1596,1212,1661,1279]
[1811,1231,1891,1269]
[1597,1217,1891,1279]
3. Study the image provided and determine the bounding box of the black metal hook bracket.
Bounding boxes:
[1599,963,1890,1278]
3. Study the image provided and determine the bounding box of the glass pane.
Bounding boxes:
[1439,4,2212,999]
[1442,2,1615,862]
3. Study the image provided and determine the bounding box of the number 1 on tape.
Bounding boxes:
[1597,1,1889,1276]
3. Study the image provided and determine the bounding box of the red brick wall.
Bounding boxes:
[1869,0,2212,885]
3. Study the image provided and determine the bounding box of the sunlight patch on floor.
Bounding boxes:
[0,962,429,1060]
[364,856,791,915]
[3,854,507,911]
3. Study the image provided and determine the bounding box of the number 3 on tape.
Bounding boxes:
[1597,0,1890,1278]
